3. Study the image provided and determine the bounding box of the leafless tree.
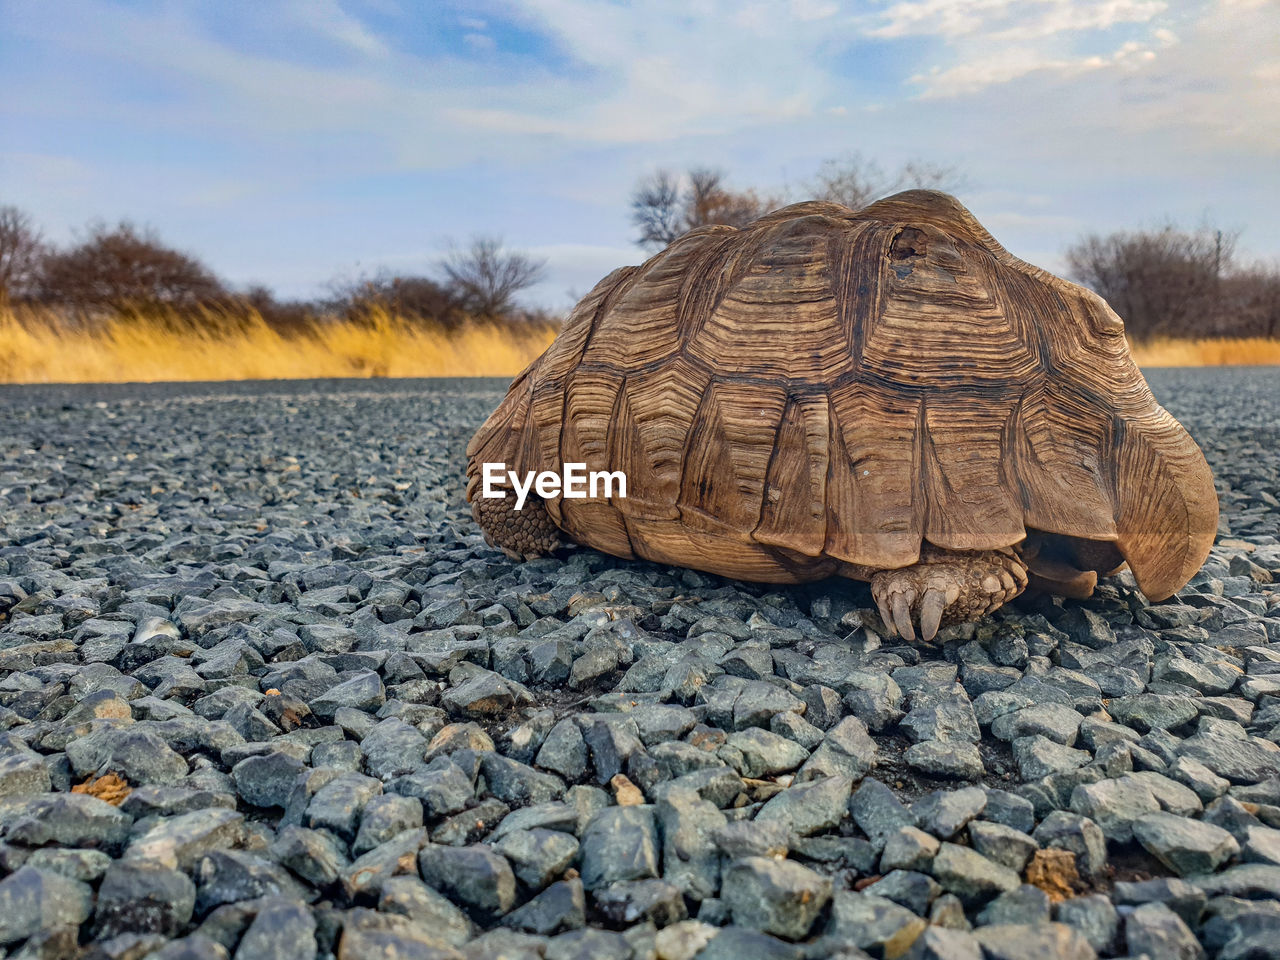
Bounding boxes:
[438,236,547,319]
[1065,224,1238,340]
[1220,263,1280,340]
[631,170,684,248]
[38,221,226,317]
[0,205,46,303]
[807,153,967,210]
[631,167,781,249]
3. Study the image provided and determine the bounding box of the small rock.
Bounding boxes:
[755,775,852,837]
[721,856,832,941]
[850,779,917,847]
[906,740,984,780]
[1055,894,1117,954]
[1125,901,1205,960]
[417,842,517,921]
[0,866,93,946]
[494,828,580,890]
[825,892,926,957]
[880,826,940,874]
[234,897,317,960]
[579,805,659,891]
[973,922,1098,960]
[967,821,1038,873]
[94,860,195,938]
[913,786,987,839]
[1131,810,1240,875]
[930,842,1021,906]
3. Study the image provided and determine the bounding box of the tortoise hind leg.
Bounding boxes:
[870,544,1028,643]
[472,493,561,561]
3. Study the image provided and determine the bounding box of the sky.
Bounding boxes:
[2,0,1278,311]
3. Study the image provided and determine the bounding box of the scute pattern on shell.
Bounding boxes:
[467,191,1217,600]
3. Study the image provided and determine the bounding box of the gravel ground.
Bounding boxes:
[0,367,1277,960]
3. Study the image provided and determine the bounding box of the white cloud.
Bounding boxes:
[909,36,1157,97]
[289,0,390,57]
[866,0,1166,40]
[462,31,497,51]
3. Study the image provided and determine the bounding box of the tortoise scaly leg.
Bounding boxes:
[472,493,561,561]
[871,545,1028,643]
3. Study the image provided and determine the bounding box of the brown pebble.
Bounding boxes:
[611,773,645,806]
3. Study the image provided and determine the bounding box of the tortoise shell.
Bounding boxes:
[467,190,1217,600]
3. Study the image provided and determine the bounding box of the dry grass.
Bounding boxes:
[0,304,556,384]
[2,305,1277,384]
[1128,336,1280,367]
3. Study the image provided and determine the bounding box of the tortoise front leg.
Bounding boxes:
[870,545,1028,643]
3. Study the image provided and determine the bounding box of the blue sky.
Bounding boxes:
[2,0,1277,310]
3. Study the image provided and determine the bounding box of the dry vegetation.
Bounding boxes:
[1127,336,1280,368]
[0,305,556,384]
[3,305,1275,385]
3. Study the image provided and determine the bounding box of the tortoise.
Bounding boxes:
[466,190,1218,642]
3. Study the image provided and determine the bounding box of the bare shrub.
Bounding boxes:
[37,221,227,320]
[806,153,967,210]
[438,236,547,319]
[329,273,466,330]
[0,205,46,303]
[1065,225,1238,340]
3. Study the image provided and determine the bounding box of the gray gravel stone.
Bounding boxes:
[379,874,473,946]
[903,926,983,960]
[1014,735,1091,780]
[722,856,831,940]
[974,922,1098,960]
[0,866,93,946]
[826,891,926,956]
[1125,901,1205,960]
[231,751,306,809]
[1070,776,1162,842]
[850,778,917,847]
[992,704,1083,746]
[1033,811,1108,882]
[931,842,1021,906]
[579,805,659,891]
[418,842,517,921]
[125,808,245,871]
[755,774,851,836]
[65,726,189,785]
[880,826,940,874]
[795,715,876,781]
[494,828,579,890]
[906,740,985,780]
[657,787,725,902]
[1132,811,1240,875]
[968,821,1038,872]
[913,786,987,839]
[93,860,195,938]
[1055,894,1117,954]
[718,727,809,778]
[901,698,981,744]
[502,877,587,937]
[976,884,1052,927]
[233,898,317,960]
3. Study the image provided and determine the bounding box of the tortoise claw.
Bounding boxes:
[874,593,896,639]
[891,593,916,643]
[919,588,947,642]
